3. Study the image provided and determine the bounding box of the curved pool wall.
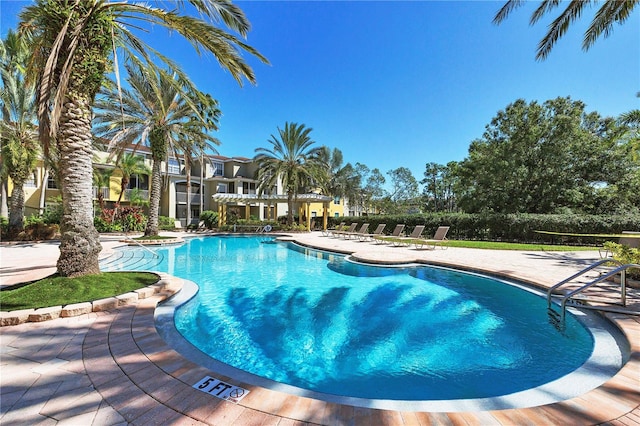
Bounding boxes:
[152,242,628,412]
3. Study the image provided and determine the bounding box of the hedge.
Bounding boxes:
[324,213,640,246]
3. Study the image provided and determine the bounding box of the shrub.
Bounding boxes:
[200,210,218,229]
[603,242,640,279]
[159,216,177,230]
[42,198,63,224]
[331,213,640,245]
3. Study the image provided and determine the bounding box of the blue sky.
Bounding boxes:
[2,1,639,185]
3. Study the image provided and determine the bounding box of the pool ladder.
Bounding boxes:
[547,258,640,328]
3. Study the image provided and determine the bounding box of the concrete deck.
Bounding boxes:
[1,232,638,425]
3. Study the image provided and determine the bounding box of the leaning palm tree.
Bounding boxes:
[113,152,150,207]
[494,0,639,60]
[254,122,326,226]
[92,167,112,213]
[94,62,220,237]
[18,0,267,276]
[0,63,39,235]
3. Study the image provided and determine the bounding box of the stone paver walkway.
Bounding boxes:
[1,232,638,425]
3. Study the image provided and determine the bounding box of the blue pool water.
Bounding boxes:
[104,236,596,401]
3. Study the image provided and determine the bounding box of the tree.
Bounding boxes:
[387,167,419,213]
[94,63,220,237]
[0,30,31,219]
[112,153,150,207]
[19,0,267,277]
[316,147,361,212]
[494,0,639,60]
[92,168,112,213]
[254,122,325,226]
[455,97,634,214]
[0,51,38,235]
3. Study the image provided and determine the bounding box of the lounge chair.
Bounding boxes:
[322,222,345,237]
[332,222,358,238]
[373,224,406,244]
[358,223,386,242]
[413,226,450,249]
[344,223,369,239]
[389,225,426,246]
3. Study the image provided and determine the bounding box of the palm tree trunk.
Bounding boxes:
[287,191,294,225]
[1,179,8,218]
[8,180,25,234]
[56,96,101,277]
[186,159,192,226]
[38,168,49,215]
[145,159,162,236]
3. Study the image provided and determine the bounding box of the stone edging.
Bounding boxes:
[0,273,183,327]
[120,237,184,246]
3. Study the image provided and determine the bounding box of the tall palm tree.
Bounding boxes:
[94,62,220,237]
[18,0,267,276]
[317,146,361,206]
[494,0,639,60]
[254,122,326,226]
[1,30,31,219]
[0,59,39,235]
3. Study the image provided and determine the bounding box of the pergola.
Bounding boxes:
[211,193,334,231]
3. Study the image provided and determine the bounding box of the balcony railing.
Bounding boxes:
[93,186,110,200]
[125,189,149,200]
[176,192,201,204]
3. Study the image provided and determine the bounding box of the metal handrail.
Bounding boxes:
[546,258,621,308]
[122,229,160,258]
[557,263,640,322]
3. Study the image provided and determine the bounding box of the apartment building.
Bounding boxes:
[11,146,349,229]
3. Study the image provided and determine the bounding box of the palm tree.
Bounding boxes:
[94,63,220,237]
[92,167,112,213]
[1,30,31,219]
[18,0,267,276]
[113,153,150,207]
[254,122,326,226]
[317,146,361,213]
[494,0,639,60]
[0,57,39,235]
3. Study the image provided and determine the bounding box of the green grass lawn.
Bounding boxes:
[0,272,159,311]
[393,239,596,251]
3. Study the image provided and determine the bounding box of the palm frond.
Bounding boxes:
[584,0,639,50]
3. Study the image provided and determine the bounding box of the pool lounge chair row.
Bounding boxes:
[375,225,449,249]
[325,222,449,249]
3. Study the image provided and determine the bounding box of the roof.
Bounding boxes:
[211,193,333,203]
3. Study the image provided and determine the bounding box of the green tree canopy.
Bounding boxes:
[456,97,638,214]
[254,122,326,225]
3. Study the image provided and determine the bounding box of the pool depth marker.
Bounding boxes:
[193,376,250,403]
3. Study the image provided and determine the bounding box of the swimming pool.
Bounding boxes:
[103,235,625,411]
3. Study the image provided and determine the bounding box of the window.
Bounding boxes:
[334,196,340,205]
[47,173,58,189]
[334,212,339,218]
[217,183,227,193]
[311,211,317,217]
[212,161,224,177]
[242,181,256,195]
[24,172,37,188]
[129,174,149,190]
[168,158,181,174]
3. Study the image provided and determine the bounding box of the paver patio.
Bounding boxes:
[0,232,638,425]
